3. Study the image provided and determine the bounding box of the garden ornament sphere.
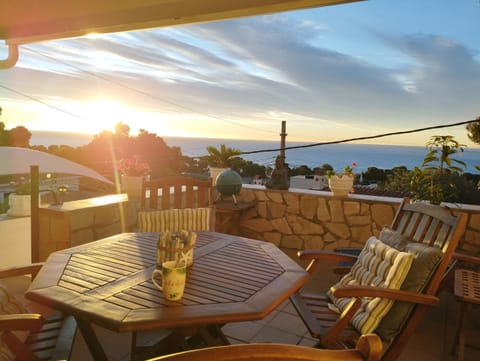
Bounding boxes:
[215,169,242,196]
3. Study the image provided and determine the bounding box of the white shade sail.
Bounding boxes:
[0,0,363,68]
[0,147,113,184]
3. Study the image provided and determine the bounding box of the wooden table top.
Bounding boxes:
[26,232,309,333]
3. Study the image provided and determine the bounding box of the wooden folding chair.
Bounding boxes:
[138,176,215,232]
[140,176,213,210]
[0,263,76,361]
[290,198,468,361]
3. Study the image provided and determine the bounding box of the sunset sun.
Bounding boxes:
[82,99,127,134]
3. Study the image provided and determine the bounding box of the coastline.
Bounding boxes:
[29,130,480,173]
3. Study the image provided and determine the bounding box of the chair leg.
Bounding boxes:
[451,301,467,361]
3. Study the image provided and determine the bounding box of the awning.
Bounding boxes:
[0,0,363,68]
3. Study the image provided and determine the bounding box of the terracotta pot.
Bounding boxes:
[121,175,146,201]
[209,167,229,185]
[328,176,354,196]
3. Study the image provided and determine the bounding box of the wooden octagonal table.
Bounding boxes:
[26,231,309,360]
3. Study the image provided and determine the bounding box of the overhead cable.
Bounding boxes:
[239,119,480,155]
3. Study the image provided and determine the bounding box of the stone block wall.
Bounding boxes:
[37,194,137,261]
[32,186,480,262]
[235,185,480,253]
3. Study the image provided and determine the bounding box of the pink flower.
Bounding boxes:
[119,156,150,176]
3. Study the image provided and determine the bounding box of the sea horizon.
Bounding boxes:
[29,130,480,174]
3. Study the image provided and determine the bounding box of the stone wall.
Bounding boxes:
[37,194,137,261]
[235,185,480,253]
[32,186,480,262]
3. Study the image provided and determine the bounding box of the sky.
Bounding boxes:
[0,0,479,147]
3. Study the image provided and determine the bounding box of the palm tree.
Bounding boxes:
[205,144,241,168]
[420,135,467,204]
[422,135,466,174]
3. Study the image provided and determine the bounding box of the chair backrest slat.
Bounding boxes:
[422,217,438,246]
[141,176,213,210]
[389,198,468,296]
[391,200,463,252]
[411,214,430,243]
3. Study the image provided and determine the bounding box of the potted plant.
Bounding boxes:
[7,177,32,217]
[205,144,241,183]
[327,162,356,196]
[118,156,150,201]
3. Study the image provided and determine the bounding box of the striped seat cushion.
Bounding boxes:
[138,207,212,232]
[327,236,413,334]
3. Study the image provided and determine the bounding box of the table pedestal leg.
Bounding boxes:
[197,324,230,346]
[76,318,109,361]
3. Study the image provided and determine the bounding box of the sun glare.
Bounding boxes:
[82,99,127,133]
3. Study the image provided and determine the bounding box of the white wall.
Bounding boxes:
[0,215,31,267]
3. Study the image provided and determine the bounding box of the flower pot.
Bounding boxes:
[328,176,354,196]
[7,194,31,217]
[121,175,146,201]
[209,167,229,185]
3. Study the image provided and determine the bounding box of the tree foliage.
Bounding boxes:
[0,122,32,147]
[204,144,241,168]
[362,167,388,184]
[72,123,184,179]
[466,116,480,144]
[381,135,479,204]
[422,135,466,174]
[466,116,480,172]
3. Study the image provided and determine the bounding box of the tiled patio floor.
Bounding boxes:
[69,255,480,361]
[70,290,480,361]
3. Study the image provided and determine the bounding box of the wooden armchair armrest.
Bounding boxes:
[297,250,358,273]
[331,286,439,306]
[0,314,44,332]
[298,250,358,262]
[453,252,480,265]
[0,263,44,280]
[0,314,44,361]
[334,247,362,255]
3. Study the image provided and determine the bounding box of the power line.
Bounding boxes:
[4,47,479,160]
[239,119,480,155]
[0,83,90,121]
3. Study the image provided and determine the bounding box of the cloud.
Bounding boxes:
[378,33,480,119]
[1,13,479,143]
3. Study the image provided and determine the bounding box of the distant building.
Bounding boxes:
[289,174,328,190]
[252,175,263,185]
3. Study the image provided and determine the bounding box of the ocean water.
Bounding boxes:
[30,131,480,174]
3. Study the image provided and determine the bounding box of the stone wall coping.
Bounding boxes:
[242,184,404,204]
[441,202,480,211]
[40,193,128,213]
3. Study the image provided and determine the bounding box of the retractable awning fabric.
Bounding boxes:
[0,0,363,68]
[0,146,113,184]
